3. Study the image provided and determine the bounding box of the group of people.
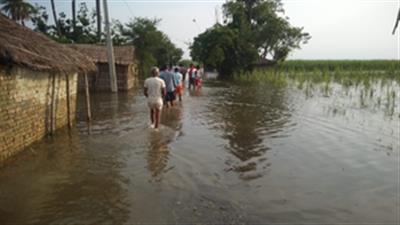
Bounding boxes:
[143,63,204,130]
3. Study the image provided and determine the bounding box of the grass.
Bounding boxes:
[233,60,399,117]
[234,69,287,86]
[234,60,400,85]
[280,60,400,73]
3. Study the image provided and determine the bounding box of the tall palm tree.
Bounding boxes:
[0,0,34,26]
[50,0,61,36]
[393,8,400,35]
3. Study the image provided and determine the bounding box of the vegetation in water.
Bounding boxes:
[233,60,399,118]
[235,60,400,84]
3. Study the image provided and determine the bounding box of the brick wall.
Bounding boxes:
[78,63,138,92]
[0,66,78,162]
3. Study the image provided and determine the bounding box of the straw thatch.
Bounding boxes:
[67,44,135,65]
[0,14,95,73]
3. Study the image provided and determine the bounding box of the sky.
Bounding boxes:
[27,0,400,60]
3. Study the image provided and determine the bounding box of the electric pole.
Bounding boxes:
[393,8,400,35]
[96,0,102,41]
[72,0,76,36]
[103,0,118,92]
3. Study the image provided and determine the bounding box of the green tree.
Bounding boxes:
[31,4,50,34]
[224,0,310,62]
[29,4,183,73]
[191,0,310,77]
[54,3,97,43]
[191,24,257,76]
[120,17,183,75]
[0,0,34,26]
[110,19,127,45]
[31,2,102,44]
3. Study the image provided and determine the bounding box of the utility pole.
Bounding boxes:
[72,0,76,36]
[50,0,61,36]
[96,0,102,41]
[393,7,400,35]
[103,0,118,92]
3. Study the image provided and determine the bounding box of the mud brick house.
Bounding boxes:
[68,44,138,91]
[0,15,95,163]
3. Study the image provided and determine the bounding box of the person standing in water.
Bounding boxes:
[173,67,183,101]
[179,63,187,83]
[159,64,176,107]
[188,63,197,90]
[144,67,166,129]
[195,65,203,89]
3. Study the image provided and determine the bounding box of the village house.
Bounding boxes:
[0,15,95,163]
[67,44,138,91]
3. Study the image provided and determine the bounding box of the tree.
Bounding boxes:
[30,2,120,45]
[31,4,50,34]
[0,0,34,26]
[191,0,310,77]
[28,3,183,73]
[249,1,310,61]
[120,17,183,75]
[191,24,257,76]
[31,2,98,44]
[224,0,310,61]
[110,19,127,45]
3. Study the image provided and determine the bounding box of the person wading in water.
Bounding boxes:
[188,63,197,90]
[144,67,166,130]
[173,67,183,101]
[159,64,177,107]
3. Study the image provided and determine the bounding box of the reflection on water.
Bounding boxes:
[0,76,398,224]
[147,131,170,180]
[205,84,293,180]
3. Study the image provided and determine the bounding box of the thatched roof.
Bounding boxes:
[0,14,95,73]
[67,44,135,66]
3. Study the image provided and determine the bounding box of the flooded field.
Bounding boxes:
[0,74,399,224]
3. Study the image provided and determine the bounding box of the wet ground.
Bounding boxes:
[0,75,399,224]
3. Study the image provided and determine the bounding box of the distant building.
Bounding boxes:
[67,44,138,92]
[0,14,95,163]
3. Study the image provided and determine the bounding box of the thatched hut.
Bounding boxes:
[67,44,138,91]
[0,14,95,163]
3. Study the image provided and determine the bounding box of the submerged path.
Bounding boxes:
[0,78,398,224]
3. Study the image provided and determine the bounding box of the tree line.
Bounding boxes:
[1,0,314,78]
[0,0,183,76]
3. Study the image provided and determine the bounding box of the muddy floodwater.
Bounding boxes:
[0,75,399,224]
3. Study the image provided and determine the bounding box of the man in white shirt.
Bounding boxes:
[144,67,166,129]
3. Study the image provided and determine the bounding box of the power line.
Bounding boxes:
[122,0,135,18]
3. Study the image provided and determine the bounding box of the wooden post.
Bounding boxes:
[84,73,91,122]
[65,74,71,129]
[50,73,56,135]
[103,0,118,92]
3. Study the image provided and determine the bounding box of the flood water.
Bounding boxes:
[0,74,399,224]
